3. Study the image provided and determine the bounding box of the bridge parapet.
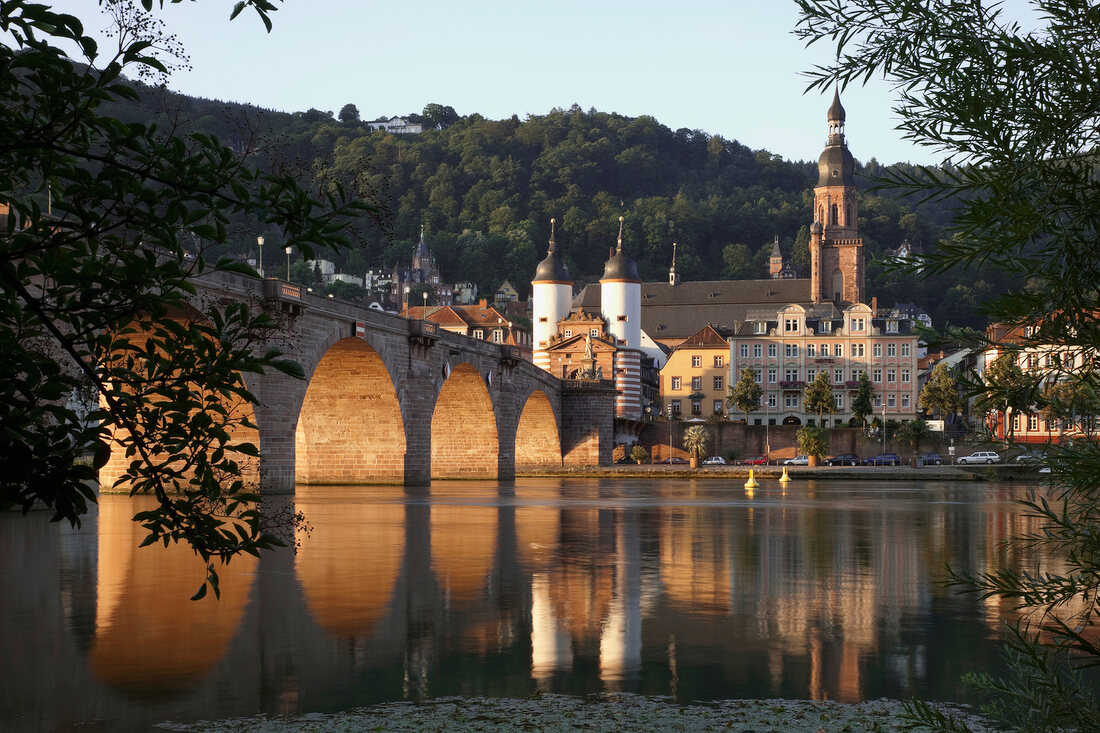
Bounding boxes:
[177,270,613,489]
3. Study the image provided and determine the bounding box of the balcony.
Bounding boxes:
[845,381,862,389]
[779,380,806,389]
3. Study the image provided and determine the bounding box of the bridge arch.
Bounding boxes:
[99,308,259,491]
[295,337,405,484]
[514,388,562,471]
[431,362,498,479]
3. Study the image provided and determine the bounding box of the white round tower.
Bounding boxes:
[600,216,641,348]
[600,216,643,418]
[531,218,573,373]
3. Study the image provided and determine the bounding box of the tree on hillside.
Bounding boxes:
[721,243,754,279]
[727,368,763,423]
[0,1,375,599]
[803,371,834,424]
[796,0,1100,729]
[851,371,875,427]
[919,362,963,418]
[422,103,459,130]
[338,103,361,124]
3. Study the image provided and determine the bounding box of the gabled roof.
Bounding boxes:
[403,305,470,327]
[546,332,617,353]
[672,324,734,350]
[576,278,814,341]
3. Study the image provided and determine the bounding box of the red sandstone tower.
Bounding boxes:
[810,90,864,305]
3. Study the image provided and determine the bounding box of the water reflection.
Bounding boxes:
[0,479,1056,731]
[91,495,256,697]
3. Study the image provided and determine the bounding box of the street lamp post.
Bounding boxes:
[764,393,770,465]
[256,235,264,277]
[882,402,887,454]
[404,285,411,315]
[667,409,673,463]
[285,246,292,281]
[422,291,427,311]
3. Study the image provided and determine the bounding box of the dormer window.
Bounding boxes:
[820,321,832,333]
[784,318,799,332]
[753,321,767,334]
[852,318,865,332]
[886,321,898,333]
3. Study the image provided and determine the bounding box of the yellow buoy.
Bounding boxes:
[744,468,760,489]
[779,466,791,483]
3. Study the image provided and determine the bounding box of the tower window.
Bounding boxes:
[830,204,839,225]
[617,315,627,321]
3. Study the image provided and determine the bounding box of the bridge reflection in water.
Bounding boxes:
[1,479,1051,732]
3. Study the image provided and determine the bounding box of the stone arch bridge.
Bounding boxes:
[101,271,615,492]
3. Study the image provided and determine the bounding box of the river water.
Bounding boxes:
[1,478,1045,731]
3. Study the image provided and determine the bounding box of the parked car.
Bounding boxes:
[957,451,1001,465]
[824,453,861,466]
[739,455,768,466]
[864,452,901,466]
[658,456,689,465]
[784,455,810,465]
[702,456,727,465]
[920,452,944,465]
[1015,451,1047,464]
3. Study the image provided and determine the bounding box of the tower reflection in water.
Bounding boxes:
[70,481,1050,715]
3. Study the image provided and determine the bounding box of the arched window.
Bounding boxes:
[832,268,844,302]
[830,204,838,226]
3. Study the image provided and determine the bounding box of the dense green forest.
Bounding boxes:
[103,85,1014,329]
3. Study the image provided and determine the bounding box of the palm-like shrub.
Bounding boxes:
[681,425,710,469]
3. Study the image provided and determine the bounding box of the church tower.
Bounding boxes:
[668,242,680,286]
[810,90,864,304]
[600,216,642,419]
[531,219,573,373]
[768,236,783,278]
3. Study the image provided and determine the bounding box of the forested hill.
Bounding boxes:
[104,85,1011,329]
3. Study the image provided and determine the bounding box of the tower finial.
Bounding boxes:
[549,217,556,251]
[617,215,624,253]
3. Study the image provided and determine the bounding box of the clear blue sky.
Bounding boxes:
[86,0,1036,166]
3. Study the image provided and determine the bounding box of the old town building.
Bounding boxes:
[977,321,1099,444]
[728,302,919,426]
[532,92,921,427]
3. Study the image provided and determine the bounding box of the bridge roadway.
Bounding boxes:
[99,269,616,492]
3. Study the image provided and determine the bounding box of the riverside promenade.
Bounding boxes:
[519,463,1037,481]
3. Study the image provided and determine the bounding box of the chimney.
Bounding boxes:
[871,296,878,317]
[479,298,487,308]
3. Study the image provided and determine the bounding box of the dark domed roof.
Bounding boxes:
[533,249,571,283]
[817,142,855,187]
[533,220,572,283]
[601,249,641,282]
[828,88,846,122]
[600,217,641,283]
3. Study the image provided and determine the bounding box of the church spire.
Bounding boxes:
[669,241,680,286]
